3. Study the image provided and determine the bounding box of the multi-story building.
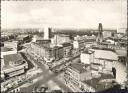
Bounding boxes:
[62,48,118,92]
[1,53,28,79]
[73,35,85,50]
[51,34,71,46]
[90,49,118,72]
[73,35,96,51]
[80,50,94,64]
[64,62,92,92]
[43,27,52,40]
[53,46,64,61]
[63,61,115,92]
[44,46,64,62]
[73,39,85,51]
[29,42,64,63]
[62,42,73,60]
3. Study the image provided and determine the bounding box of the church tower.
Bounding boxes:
[96,23,103,43]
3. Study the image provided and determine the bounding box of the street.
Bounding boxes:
[16,45,76,92]
[10,43,127,92]
[20,52,78,92]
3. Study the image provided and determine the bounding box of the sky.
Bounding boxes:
[1,0,127,29]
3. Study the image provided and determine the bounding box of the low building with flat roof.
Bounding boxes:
[2,53,28,79]
[1,47,17,59]
[90,49,118,72]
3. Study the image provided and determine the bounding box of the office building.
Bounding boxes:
[44,27,52,40]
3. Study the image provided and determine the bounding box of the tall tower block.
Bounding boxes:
[44,27,52,40]
[96,23,103,43]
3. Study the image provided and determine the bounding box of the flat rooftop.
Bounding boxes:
[69,62,90,73]
[83,73,115,91]
[1,47,13,52]
[3,53,26,70]
[90,49,118,61]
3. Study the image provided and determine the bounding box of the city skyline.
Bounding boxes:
[1,0,127,29]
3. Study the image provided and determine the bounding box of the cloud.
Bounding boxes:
[1,1,127,29]
[30,8,52,20]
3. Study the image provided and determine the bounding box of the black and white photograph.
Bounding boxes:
[1,0,128,92]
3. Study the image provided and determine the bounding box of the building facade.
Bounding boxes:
[62,43,73,60]
[80,50,94,64]
[90,49,118,72]
[63,59,116,92]
[43,27,52,40]
[29,42,64,63]
[64,62,92,92]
